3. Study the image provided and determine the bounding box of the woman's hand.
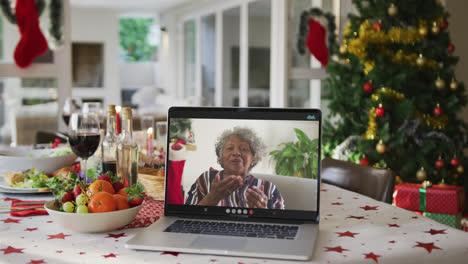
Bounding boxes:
[246,186,268,208]
[198,174,243,206]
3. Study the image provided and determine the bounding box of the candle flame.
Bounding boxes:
[116,105,121,112]
[147,127,153,134]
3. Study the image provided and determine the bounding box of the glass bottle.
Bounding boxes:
[116,107,139,187]
[101,104,118,176]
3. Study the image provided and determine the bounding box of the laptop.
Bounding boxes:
[126,107,321,260]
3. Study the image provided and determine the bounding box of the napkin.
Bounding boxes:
[121,195,164,229]
[10,200,48,217]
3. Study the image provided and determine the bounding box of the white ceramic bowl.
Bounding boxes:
[44,200,143,233]
[0,147,77,175]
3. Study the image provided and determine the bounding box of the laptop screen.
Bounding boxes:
[164,107,321,221]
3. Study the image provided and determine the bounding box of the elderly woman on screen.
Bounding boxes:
[185,127,285,209]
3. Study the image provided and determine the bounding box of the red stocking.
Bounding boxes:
[167,160,186,205]
[14,0,49,68]
[306,18,329,67]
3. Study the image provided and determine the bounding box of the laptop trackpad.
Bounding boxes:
[191,236,246,250]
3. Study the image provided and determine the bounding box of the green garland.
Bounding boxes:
[297,7,337,56]
[0,0,62,43]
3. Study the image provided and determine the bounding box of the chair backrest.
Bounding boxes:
[321,157,395,203]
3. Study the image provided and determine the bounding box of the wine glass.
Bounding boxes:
[62,97,82,126]
[68,113,101,178]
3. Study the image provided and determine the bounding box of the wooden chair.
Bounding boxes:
[321,157,396,203]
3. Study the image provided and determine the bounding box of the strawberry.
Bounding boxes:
[113,181,125,192]
[72,185,82,200]
[62,192,73,203]
[97,174,111,183]
[125,183,145,207]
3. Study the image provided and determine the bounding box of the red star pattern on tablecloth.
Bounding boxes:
[388,224,400,228]
[412,216,419,219]
[363,252,381,263]
[161,251,180,256]
[321,189,328,192]
[0,246,24,254]
[360,205,378,211]
[106,233,126,238]
[27,260,45,264]
[103,253,117,258]
[325,246,349,253]
[413,242,442,253]
[389,240,396,244]
[79,252,86,255]
[25,228,38,232]
[56,250,63,253]
[47,233,71,240]
[332,202,343,205]
[1,218,21,223]
[424,229,447,235]
[336,231,359,238]
[210,260,217,262]
[346,215,366,220]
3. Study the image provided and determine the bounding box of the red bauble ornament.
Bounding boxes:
[451,157,459,167]
[360,156,370,166]
[433,104,442,116]
[363,82,374,93]
[376,104,385,117]
[435,159,444,169]
[440,20,448,29]
[374,22,382,31]
[448,44,455,52]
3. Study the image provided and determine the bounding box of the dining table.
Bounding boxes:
[1,182,468,264]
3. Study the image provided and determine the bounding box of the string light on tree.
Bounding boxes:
[418,25,428,37]
[435,156,445,170]
[376,104,385,117]
[363,82,374,93]
[435,76,445,90]
[388,3,398,16]
[450,78,458,91]
[376,140,386,154]
[431,21,440,35]
[416,54,425,67]
[433,103,443,116]
[416,167,427,181]
[360,155,370,166]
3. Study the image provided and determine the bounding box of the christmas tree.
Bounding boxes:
[322,0,467,186]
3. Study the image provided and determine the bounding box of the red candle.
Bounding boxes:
[146,127,153,157]
[116,106,121,135]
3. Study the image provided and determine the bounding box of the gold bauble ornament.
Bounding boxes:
[438,178,447,186]
[418,26,428,37]
[388,3,398,16]
[339,45,347,54]
[416,167,428,181]
[457,165,464,174]
[450,79,458,91]
[435,77,445,90]
[376,140,386,154]
[431,22,440,35]
[416,54,425,67]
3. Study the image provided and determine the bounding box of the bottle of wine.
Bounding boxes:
[101,104,118,176]
[116,107,139,187]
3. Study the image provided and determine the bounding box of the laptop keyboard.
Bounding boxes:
[164,220,298,240]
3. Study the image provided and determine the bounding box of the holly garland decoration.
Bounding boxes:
[0,0,62,44]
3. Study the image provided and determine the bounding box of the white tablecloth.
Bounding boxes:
[1,183,468,264]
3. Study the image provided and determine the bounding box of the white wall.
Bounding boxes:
[179,118,320,197]
[70,8,120,106]
[120,62,159,88]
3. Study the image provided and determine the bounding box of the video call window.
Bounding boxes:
[167,118,320,212]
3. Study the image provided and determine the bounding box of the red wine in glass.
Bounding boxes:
[69,133,101,159]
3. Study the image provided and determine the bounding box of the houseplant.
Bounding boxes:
[269,128,319,179]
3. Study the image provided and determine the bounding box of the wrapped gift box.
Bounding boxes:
[423,212,462,229]
[393,183,465,215]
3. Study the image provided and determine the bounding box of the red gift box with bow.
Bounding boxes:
[393,183,465,215]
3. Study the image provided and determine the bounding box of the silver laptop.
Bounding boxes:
[126,107,321,260]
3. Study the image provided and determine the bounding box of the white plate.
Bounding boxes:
[0,178,52,193]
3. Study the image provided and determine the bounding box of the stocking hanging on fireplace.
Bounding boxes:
[13,0,48,68]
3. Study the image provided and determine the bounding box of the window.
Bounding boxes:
[119,18,158,62]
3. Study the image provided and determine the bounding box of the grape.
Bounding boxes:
[76,194,88,206]
[63,202,75,213]
[76,205,88,214]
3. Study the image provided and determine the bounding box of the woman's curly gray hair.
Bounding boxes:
[215,127,266,170]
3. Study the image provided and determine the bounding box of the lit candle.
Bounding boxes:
[146,127,153,157]
[115,105,121,135]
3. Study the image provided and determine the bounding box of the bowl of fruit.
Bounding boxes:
[44,172,145,233]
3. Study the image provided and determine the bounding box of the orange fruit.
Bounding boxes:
[117,188,128,197]
[113,194,130,210]
[88,192,117,213]
[87,180,115,197]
